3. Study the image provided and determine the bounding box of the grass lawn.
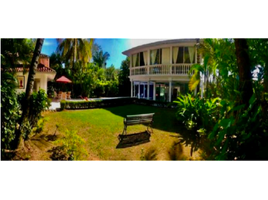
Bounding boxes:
[23,104,201,160]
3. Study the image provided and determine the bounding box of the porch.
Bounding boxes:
[131,80,193,102]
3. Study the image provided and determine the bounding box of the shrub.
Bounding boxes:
[53,129,88,160]
[174,94,221,132]
[1,72,21,150]
[208,94,268,160]
[18,89,51,139]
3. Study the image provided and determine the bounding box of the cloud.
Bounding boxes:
[43,39,54,46]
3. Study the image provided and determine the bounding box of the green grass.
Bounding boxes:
[33,104,201,160]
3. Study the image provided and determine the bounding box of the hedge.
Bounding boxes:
[60,98,177,110]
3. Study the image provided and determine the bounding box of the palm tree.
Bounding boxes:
[57,39,94,69]
[188,39,217,98]
[19,38,44,148]
[92,44,110,68]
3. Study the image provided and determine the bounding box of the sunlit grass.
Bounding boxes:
[34,104,202,160]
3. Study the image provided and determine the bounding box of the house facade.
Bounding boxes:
[15,54,56,94]
[122,39,201,102]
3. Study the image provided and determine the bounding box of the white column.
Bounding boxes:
[133,81,135,97]
[130,55,132,68]
[153,82,156,101]
[131,80,133,97]
[138,82,140,99]
[147,49,150,75]
[195,47,197,64]
[147,81,150,100]
[170,46,172,74]
[169,79,172,102]
[143,83,145,99]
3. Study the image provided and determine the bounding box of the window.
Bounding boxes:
[173,46,196,64]
[132,52,146,67]
[150,49,162,65]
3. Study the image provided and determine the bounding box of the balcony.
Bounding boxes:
[130,64,193,76]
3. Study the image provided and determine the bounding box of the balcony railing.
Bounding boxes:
[130,64,193,76]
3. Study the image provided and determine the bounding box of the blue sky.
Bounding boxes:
[41,38,163,68]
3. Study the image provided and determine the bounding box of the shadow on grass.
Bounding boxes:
[142,146,158,160]
[116,131,151,148]
[168,141,187,160]
[48,146,69,160]
[105,104,178,133]
[171,127,201,157]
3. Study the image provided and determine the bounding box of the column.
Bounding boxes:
[147,49,150,75]
[195,46,197,64]
[129,55,132,76]
[138,82,140,99]
[130,55,132,68]
[131,80,133,97]
[143,83,145,99]
[147,81,150,100]
[133,81,135,97]
[153,82,156,101]
[170,46,172,74]
[169,79,172,102]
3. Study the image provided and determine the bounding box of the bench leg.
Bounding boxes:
[119,125,127,141]
[122,125,127,135]
[147,123,153,134]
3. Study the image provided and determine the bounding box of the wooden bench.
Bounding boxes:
[122,113,155,137]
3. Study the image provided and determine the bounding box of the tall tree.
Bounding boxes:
[19,39,44,147]
[118,57,130,96]
[92,44,110,68]
[234,39,253,105]
[57,39,94,69]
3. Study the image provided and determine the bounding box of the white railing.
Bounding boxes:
[130,66,147,75]
[130,64,193,76]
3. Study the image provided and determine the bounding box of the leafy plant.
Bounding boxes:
[174,93,220,133]
[53,129,88,160]
[18,89,51,139]
[1,72,21,150]
[208,94,268,160]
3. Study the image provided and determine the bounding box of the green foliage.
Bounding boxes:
[174,94,220,132]
[1,72,21,150]
[208,94,268,160]
[18,89,51,139]
[60,98,133,110]
[54,129,88,160]
[33,117,48,134]
[57,39,94,68]
[92,44,110,68]
[118,57,130,96]
[1,39,34,70]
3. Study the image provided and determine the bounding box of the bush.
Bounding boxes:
[174,94,220,132]
[1,72,21,150]
[208,94,268,160]
[53,129,88,160]
[18,89,51,139]
[61,98,135,110]
[60,98,176,110]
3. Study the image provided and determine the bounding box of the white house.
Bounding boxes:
[15,54,56,94]
[122,39,201,102]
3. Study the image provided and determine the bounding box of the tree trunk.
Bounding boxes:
[234,39,253,105]
[18,39,44,148]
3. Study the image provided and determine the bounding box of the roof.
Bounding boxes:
[3,64,56,73]
[122,39,201,56]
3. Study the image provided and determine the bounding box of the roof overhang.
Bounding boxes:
[122,39,202,56]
